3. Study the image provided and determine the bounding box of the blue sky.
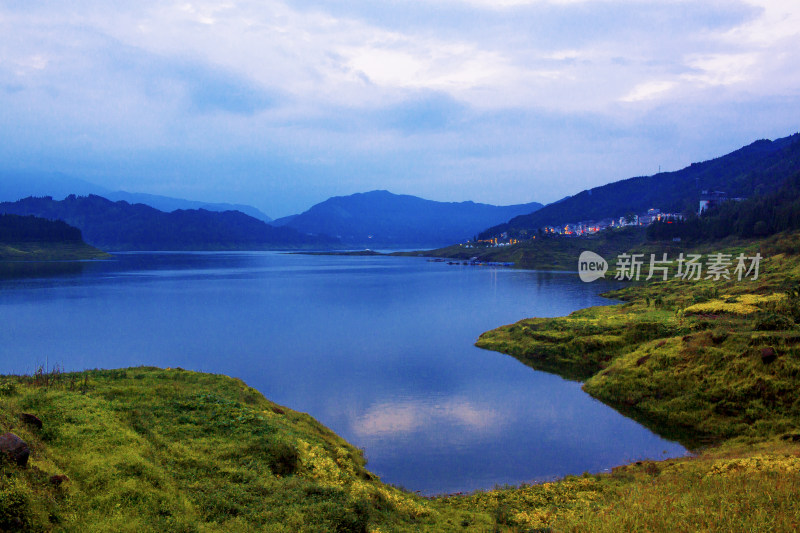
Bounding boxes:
[1,0,799,217]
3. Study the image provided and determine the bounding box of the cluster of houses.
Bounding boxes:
[462,191,740,248]
[539,208,685,237]
[470,237,520,247]
[463,208,684,248]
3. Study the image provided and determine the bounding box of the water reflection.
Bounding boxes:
[0,260,88,279]
[353,397,503,438]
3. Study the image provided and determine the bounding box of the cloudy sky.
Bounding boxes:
[1,0,798,217]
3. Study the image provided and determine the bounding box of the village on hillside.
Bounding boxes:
[465,208,684,248]
[465,190,741,248]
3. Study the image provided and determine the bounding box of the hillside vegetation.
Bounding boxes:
[3,363,800,532]
[648,169,800,242]
[412,226,647,270]
[0,368,500,532]
[0,195,336,251]
[273,190,542,247]
[483,132,800,239]
[0,214,109,261]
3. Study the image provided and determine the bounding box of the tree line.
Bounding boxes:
[647,170,800,241]
[0,214,83,243]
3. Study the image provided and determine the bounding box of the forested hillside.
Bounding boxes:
[482,133,800,239]
[0,195,337,251]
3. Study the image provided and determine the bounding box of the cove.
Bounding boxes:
[0,252,686,494]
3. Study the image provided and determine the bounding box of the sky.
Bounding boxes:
[1,0,799,218]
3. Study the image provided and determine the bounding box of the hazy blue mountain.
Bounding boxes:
[104,191,272,222]
[273,190,542,246]
[0,171,106,200]
[0,171,271,222]
[0,195,336,251]
[272,214,298,226]
[481,132,800,239]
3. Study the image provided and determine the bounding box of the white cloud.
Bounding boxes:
[613,0,800,105]
[682,53,759,86]
[620,80,677,102]
[7,0,786,116]
[0,0,798,211]
[427,0,611,7]
[725,0,800,46]
[353,397,503,437]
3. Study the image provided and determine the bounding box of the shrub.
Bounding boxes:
[0,477,33,531]
[264,441,301,477]
[624,322,673,343]
[753,312,795,331]
[301,486,370,533]
[0,381,17,396]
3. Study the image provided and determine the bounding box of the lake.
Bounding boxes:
[0,252,686,494]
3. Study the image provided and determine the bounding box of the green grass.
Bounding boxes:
[3,364,800,532]
[0,367,502,532]
[478,231,800,445]
[0,242,110,261]
[438,441,800,532]
[397,226,648,271]
[457,230,800,531]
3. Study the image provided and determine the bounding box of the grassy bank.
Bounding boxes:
[440,441,800,531]
[0,367,498,532]
[468,230,800,529]
[399,227,647,271]
[0,241,110,261]
[477,231,800,445]
[3,368,799,532]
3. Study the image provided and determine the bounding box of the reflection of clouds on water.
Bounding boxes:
[353,397,503,438]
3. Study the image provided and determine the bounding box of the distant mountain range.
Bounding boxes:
[103,191,272,223]
[481,132,800,239]
[272,190,543,246]
[0,172,546,248]
[0,171,272,222]
[0,195,335,251]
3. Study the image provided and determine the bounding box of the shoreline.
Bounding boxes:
[3,364,798,531]
[476,231,800,447]
[3,233,799,530]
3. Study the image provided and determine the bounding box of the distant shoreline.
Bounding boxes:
[0,241,111,262]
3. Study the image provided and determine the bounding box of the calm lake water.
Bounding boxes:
[0,252,686,494]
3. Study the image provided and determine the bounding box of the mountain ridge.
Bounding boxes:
[274,189,543,246]
[0,195,336,251]
[481,133,800,239]
[0,171,272,222]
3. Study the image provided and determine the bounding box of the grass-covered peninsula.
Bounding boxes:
[0,367,498,532]
[3,329,800,531]
[0,242,109,262]
[407,226,648,271]
[478,231,800,445]
[472,230,800,530]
